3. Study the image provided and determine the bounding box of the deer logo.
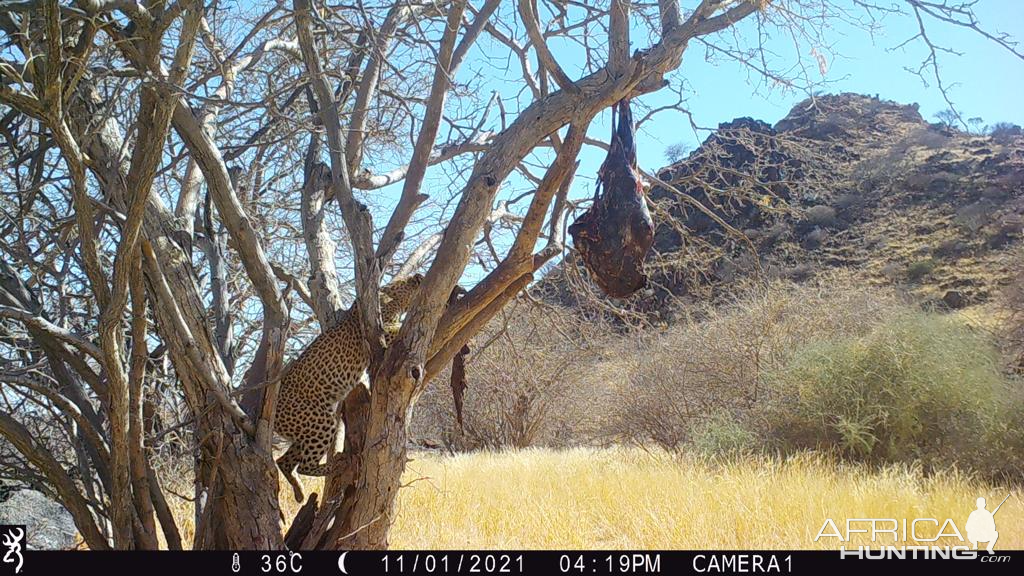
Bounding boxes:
[1,526,23,574]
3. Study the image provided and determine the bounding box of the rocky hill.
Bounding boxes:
[541,93,1024,323]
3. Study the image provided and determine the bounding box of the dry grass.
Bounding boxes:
[187,447,1022,550]
[389,448,1022,549]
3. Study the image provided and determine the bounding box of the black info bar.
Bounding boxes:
[9,549,1021,576]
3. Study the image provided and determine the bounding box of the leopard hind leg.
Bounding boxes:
[276,443,306,503]
[296,419,337,477]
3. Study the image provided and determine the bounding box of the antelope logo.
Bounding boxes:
[1,526,23,574]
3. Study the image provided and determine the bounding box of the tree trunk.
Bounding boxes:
[337,368,420,548]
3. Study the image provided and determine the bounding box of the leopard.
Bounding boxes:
[274,274,423,502]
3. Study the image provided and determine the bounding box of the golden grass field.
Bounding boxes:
[250,447,1023,550]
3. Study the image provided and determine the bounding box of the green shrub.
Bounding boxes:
[906,259,936,282]
[690,412,758,457]
[605,280,905,451]
[762,312,1016,477]
[803,205,838,228]
[976,391,1024,480]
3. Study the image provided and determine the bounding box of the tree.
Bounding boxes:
[664,142,693,164]
[0,0,1019,550]
[934,108,959,129]
[966,116,985,134]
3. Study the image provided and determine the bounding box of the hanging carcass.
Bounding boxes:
[568,99,654,298]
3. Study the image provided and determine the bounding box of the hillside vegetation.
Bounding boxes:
[414,276,1024,481]
[414,94,1024,486]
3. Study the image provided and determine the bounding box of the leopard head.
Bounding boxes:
[380,273,423,323]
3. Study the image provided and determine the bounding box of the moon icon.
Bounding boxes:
[338,551,349,574]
